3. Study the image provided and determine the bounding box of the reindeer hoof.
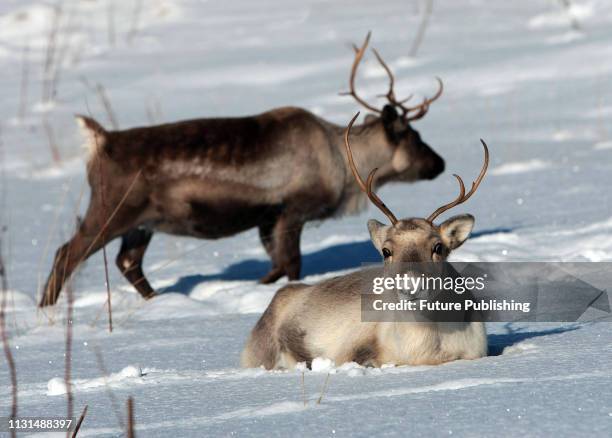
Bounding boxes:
[259,268,284,284]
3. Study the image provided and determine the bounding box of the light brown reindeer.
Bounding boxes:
[41,33,446,307]
[241,114,489,369]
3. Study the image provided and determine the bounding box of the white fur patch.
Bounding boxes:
[76,116,105,156]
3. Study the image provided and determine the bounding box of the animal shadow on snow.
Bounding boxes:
[487,323,581,356]
[161,227,513,294]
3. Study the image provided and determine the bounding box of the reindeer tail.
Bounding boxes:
[75,115,107,157]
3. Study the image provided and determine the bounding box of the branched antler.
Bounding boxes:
[371,48,413,108]
[342,32,443,121]
[344,112,398,224]
[340,32,381,114]
[404,77,443,121]
[427,140,489,223]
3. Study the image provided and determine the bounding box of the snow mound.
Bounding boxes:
[311,357,335,373]
[47,377,68,396]
[529,3,593,29]
[47,365,143,397]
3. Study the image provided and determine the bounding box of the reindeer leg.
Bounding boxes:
[281,219,304,281]
[116,228,155,299]
[41,186,144,307]
[258,221,276,260]
[259,216,303,284]
[258,219,283,283]
[40,212,116,307]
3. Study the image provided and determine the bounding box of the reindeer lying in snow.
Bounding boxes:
[241,115,490,369]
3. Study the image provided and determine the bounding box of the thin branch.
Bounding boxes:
[42,118,62,164]
[71,405,88,438]
[0,126,15,414]
[409,0,433,57]
[49,3,80,103]
[96,147,113,333]
[127,0,143,44]
[87,106,114,333]
[0,233,17,438]
[42,2,63,103]
[95,84,119,130]
[36,179,82,310]
[64,279,74,426]
[93,349,125,427]
[127,397,135,438]
[316,373,331,405]
[92,345,125,428]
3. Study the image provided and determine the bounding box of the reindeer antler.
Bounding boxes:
[342,33,443,121]
[371,48,413,109]
[340,32,381,114]
[404,77,443,121]
[344,112,398,224]
[427,139,489,223]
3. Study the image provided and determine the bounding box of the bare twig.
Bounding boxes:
[42,2,63,103]
[101,248,112,332]
[0,234,17,438]
[50,13,78,103]
[316,373,331,405]
[127,397,135,438]
[64,279,74,427]
[42,118,62,164]
[87,106,114,333]
[92,345,125,428]
[97,153,113,333]
[93,115,111,331]
[410,0,433,57]
[0,127,17,335]
[36,179,83,310]
[58,169,142,300]
[95,84,119,130]
[127,0,143,44]
[71,405,88,438]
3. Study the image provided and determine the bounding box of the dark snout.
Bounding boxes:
[420,146,445,180]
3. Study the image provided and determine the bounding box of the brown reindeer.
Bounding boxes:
[241,115,489,369]
[41,33,445,307]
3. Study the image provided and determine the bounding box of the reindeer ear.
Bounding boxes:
[381,105,403,144]
[439,214,475,250]
[381,105,398,123]
[367,219,389,254]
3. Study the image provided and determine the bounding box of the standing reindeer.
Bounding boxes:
[241,115,489,369]
[41,33,445,307]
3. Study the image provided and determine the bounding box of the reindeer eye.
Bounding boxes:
[433,243,443,255]
[382,248,392,259]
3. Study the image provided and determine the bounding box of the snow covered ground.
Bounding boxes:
[0,0,611,436]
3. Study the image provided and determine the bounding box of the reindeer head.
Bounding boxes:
[342,32,445,181]
[344,114,489,264]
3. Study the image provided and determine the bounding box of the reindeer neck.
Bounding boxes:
[330,119,395,187]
